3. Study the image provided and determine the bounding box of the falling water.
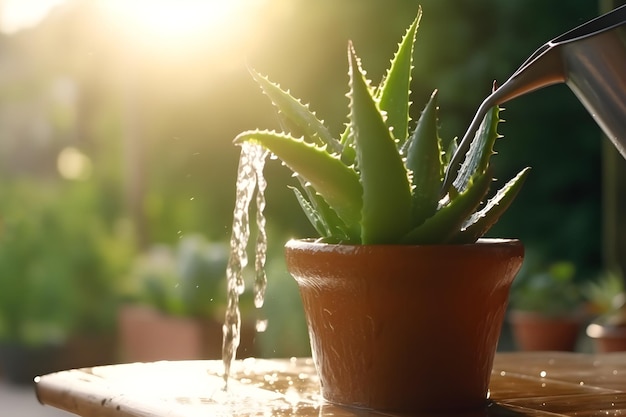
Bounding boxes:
[222,142,268,388]
[254,150,268,310]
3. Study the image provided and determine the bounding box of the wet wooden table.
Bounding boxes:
[35,352,626,416]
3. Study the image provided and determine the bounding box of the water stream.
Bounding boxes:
[222,142,268,388]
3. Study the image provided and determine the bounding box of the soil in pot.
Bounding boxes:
[285,238,524,413]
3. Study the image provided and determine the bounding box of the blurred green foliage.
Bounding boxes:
[0,180,134,346]
[585,269,625,316]
[121,234,230,319]
[510,259,584,317]
[0,0,606,353]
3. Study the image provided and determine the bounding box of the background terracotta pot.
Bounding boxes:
[586,323,626,352]
[117,305,257,362]
[509,311,583,351]
[285,238,524,412]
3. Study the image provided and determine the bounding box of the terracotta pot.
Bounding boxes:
[586,323,626,352]
[117,305,257,362]
[56,333,117,370]
[118,305,205,362]
[509,311,582,351]
[285,238,524,412]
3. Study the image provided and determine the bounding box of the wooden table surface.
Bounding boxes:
[35,352,626,416]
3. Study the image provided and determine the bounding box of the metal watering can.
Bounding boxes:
[445,4,626,189]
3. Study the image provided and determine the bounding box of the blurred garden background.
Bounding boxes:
[0,0,623,383]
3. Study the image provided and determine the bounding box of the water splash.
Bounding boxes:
[223,142,268,388]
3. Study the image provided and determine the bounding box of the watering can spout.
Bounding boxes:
[444,4,626,193]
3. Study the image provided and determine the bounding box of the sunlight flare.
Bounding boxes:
[102,0,262,44]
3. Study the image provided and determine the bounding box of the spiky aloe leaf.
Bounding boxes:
[348,43,412,244]
[449,106,500,194]
[251,70,342,154]
[405,90,444,227]
[402,170,492,244]
[377,7,421,145]
[296,178,359,242]
[338,121,357,166]
[291,186,330,239]
[443,136,459,167]
[235,130,362,226]
[339,10,421,159]
[450,167,531,243]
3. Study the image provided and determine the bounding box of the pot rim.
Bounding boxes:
[285,237,521,250]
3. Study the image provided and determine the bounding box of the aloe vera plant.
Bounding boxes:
[235,9,529,245]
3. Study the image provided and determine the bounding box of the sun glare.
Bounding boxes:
[102,0,260,46]
[0,0,66,34]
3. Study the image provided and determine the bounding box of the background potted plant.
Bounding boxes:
[0,181,130,384]
[508,258,585,351]
[585,269,626,352]
[118,234,257,362]
[232,8,528,412]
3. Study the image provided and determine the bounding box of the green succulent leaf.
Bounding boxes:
[235,130,362,226]
[251,70,342,154]
[235,11,528,245]
[450,167,531,243]
[405,89,444,227]
[291,186,330,239]
[448,106,500,195]
[377,7,421,144]
[402,170,492,244]
[348,43,412,244]
[297,179,359,242]
[339,125,357,166]
[443,136,459,167]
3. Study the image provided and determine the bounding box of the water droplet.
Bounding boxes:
[256,319,268,332]
[540,370,547,378]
